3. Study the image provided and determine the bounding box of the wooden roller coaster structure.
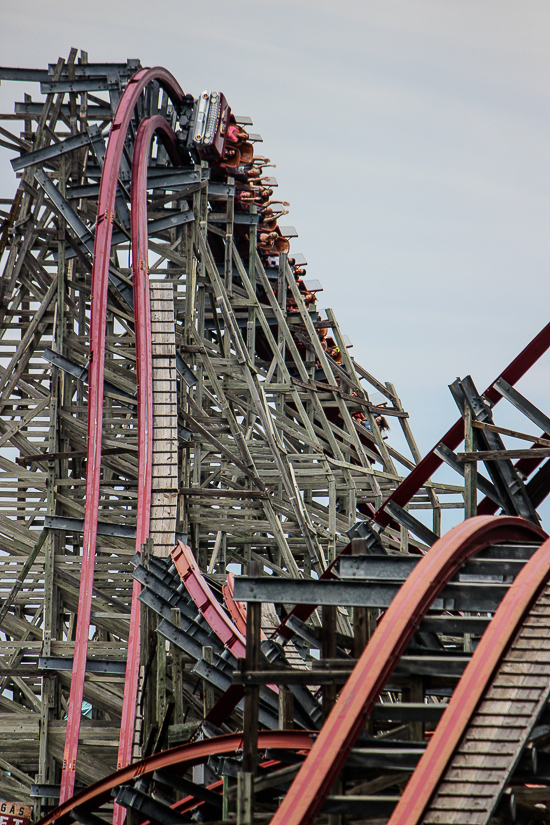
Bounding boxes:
[3,49,550,825]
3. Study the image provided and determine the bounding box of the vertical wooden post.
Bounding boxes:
[157,636,167,727]
[400,523,409,554]
[351,538,368,658]
[433,505,442,537]
[202,645,215,715]
[171,608,184,725]
[242,560,262,772]
[237,772,254,825]
[409,676,424,741]
[239,559,262,824]
[350,538,375,738]
[322,604,337,720]
[328,474,337,561]
[464,406,477,519]
[278,685,294,730]
[140,539,157,749]
[223,774,236,820]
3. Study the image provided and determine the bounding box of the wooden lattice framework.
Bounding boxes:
[0,50,464,813]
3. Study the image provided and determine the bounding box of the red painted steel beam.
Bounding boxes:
[60,67,185,804]
[114,115,182,825]
[374,321,550,528]
[269,516,547,825]
[388,532,550,825]
[172,542,247,658]
[223,571,251,637]
[37,730,314,825]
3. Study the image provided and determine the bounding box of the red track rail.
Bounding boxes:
[115,115,182,818]
[38,730,314,825]
[60,68,185,803]
[172,542,247,658]
[222,572,249,637]
[172,544,282,705]
[374,321,550,528]
[388,532,550,825]
[270,516,546,825]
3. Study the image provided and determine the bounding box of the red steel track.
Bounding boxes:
[172,542,247,658]
[114,115,182,825]
[38,730,314,825]
[388,532,550,825]
[269,516,546,825]
[374,321,550,528]
[173,543,280,696]
[60,68,184,802]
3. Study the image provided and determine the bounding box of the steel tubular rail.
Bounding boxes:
[172,542,247,658]
[387,532,550,825]
[37,730,314,825]
[269,516,547,825]
[374,320,550,528]
[115,113,182,818]
[60,67,185,803]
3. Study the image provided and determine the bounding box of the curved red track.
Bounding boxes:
[388,532,550,825]
[61,68,184,802]
[115,115,182,814]
[270,516,546,825]
[39,730,314,825]
[172,541,247,658]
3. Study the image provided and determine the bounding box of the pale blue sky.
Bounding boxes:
[2,1,550,526]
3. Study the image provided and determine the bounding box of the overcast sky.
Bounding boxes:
[2,1,550,526]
